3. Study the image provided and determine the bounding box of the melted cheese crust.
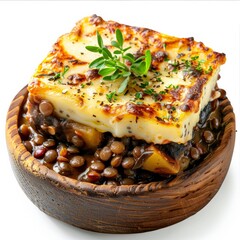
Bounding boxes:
[28,15,226,144]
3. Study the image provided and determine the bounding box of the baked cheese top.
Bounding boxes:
[28,15,226,144]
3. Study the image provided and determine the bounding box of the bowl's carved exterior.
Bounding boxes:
[6,86,235,233]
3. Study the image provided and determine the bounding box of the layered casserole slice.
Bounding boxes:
[24,15,226,179]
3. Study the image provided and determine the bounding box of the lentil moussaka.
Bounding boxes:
[19,15,226,185]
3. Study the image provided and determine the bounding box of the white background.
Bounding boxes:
[1,1,239,239]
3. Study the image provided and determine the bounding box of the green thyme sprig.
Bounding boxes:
[86,29,152,94]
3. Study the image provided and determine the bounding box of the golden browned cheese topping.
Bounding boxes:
[28,15,226,144]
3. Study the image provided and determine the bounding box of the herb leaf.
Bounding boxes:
[123,53,135,63]
[62,66,70,77]
[48,65,70,82]
[99,67,116,76]
[97,31,104,48]
[191,56,199,60]
[103,69,120,80]
[113,50,122,55]
[118,76,130,94]
[144,50,152,74]
[106,91,117,103]
[111,41,120,49]
[205,66,213,74]
[89,57,105,68]
[102,47,113,59]
[53,72,61,80]
[131,61,146,76]
[85,46,100,52]
[135,92,143,99]
[116,29,123,47]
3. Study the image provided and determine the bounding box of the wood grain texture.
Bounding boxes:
[6,86,236,233]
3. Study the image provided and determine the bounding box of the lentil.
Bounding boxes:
[30,95,41,104]
[57,156,69,162]
[102,167,118,178]
[48,126,56,135]
[79,174,92,183]
[19,124,30,137]
[94,149,101,159]
[121,178,135,185]
[190,147,200,160]
[210,117,220,130]
[105,180,118,186]
[70,156,85,168]
[87,170,101,182]
[34,147,47,159]
[90,161,105,172]
[132,146,142,159]
[110,141,125,154]
[23,141,33,152]
[34,134,45,145]
[71,135,84,147]
[99,147,112,161]
[58,162,72,176]
[43,139,56,148]
[124,169,136,177]
[110,156,122,168]
[203,130,214,143]
[44,149,58,163]
[122,157,135,169]
[195,142,208,155]
[67,146,80,154]
[39,101,54,116]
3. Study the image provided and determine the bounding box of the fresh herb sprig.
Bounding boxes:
[86,29,152,94]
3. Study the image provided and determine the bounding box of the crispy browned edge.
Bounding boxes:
[5,86,236,233]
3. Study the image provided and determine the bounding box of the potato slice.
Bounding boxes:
[142,145,180,174]
[65,122,102,150]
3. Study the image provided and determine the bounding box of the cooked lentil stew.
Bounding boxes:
[18,89,225,185]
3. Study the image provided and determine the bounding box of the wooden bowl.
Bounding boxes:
[6,86,235,233]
